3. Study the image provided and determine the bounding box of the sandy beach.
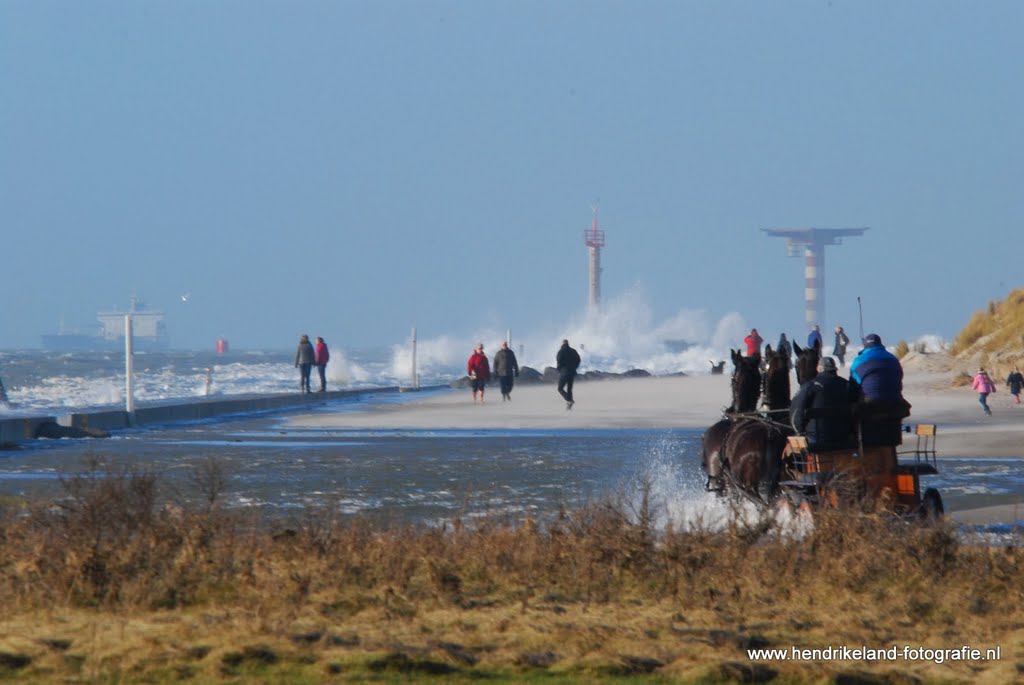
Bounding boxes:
[288,365,1024,525]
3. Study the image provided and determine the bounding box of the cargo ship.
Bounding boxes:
[41,297,170,351]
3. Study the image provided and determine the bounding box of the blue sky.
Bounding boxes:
[1,1,1021,351]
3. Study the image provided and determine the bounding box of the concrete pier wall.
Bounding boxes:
[0,386,400,443]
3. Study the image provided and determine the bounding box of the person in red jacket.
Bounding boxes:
[467,343,491,402]
[314,337,330,392]
[744,328,764,358]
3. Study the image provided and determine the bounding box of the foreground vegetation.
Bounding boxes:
[0,460,1021,683]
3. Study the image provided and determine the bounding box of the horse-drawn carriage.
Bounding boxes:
[778,424,943,518]
[702,343,944,520]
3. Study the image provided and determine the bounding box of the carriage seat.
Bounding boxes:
[799,406,856,452]
[854,398,911,447]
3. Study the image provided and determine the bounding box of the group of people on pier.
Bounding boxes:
[295,335,330,393]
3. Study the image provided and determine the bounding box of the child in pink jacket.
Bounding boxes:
[972,368,996,416]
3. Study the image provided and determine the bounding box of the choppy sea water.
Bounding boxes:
[0,389,1022,541]
[0,348,410,415]
[0,394,712,526]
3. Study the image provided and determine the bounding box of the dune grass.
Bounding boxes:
[0,460,1022,683]
[952,288,1024,359]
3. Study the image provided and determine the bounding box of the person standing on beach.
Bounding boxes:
[556,339,581,409]
[466,343,490,402]
[776,333,793,370]
[314,337,330,392]
[807,325,823,350]
[295,334,315,393]
[972,368,997,416]
[833,325,850,367]
[492,341,520,401]
[1007,367,1024,404]
[744,328,764,358]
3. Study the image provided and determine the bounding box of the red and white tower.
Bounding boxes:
[584,207,605,314]
[762,227,868,332]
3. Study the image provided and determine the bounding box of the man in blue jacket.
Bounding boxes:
[807,325,823,350]
[849,333,909,446]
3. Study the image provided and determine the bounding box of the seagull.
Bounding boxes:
[181,292,191,303]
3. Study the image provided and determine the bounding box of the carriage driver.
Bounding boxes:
[790,356,859,451]
[849,333,910,446]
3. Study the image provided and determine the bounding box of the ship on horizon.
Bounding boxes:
[41,297,170,351]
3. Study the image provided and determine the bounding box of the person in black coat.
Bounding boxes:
[790,356,859,450]
[1007,367,1024,404]
[556,339,581,409]
[493,341,520,401]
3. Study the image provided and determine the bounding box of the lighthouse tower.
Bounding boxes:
[584,207,605,315]
[762,227,868,332]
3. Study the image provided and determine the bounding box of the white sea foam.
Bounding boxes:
[2,288,948,414]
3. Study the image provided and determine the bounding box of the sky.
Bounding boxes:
[2,0,1022,353]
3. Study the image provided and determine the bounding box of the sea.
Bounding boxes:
[1,347,1022,537]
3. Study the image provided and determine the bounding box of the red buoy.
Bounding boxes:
[216,338,229,354]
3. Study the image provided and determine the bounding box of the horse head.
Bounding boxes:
[762,344,792,412]
[793,340,821,385]
[728,348,762,413]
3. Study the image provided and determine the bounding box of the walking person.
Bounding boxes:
[295,334,315,393]
[972,367,997,416]
[833,325,851,367]
[466,343,490,402]
[556,339,581,409]
[314,337,330,392]
[1007,367,1024,404]
[493,341,520,401]
[743,328,764,358]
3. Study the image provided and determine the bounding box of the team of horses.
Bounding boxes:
[701,341,820,504]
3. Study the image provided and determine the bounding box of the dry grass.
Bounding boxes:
[952,289,1024,357]
[0,463,1023,683]
[945,289,1024,384]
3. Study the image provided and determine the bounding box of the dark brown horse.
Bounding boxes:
[719,417,790,503]
[701,349,761,493]
[793,340,821,385]
[702,347,793,502]
[761,344,791,413]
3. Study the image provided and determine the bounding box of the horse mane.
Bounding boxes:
[727,348,762,413]
[793,340,821,385]
[761,344,791,411]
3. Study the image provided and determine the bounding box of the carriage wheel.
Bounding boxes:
[919,488,944,520]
